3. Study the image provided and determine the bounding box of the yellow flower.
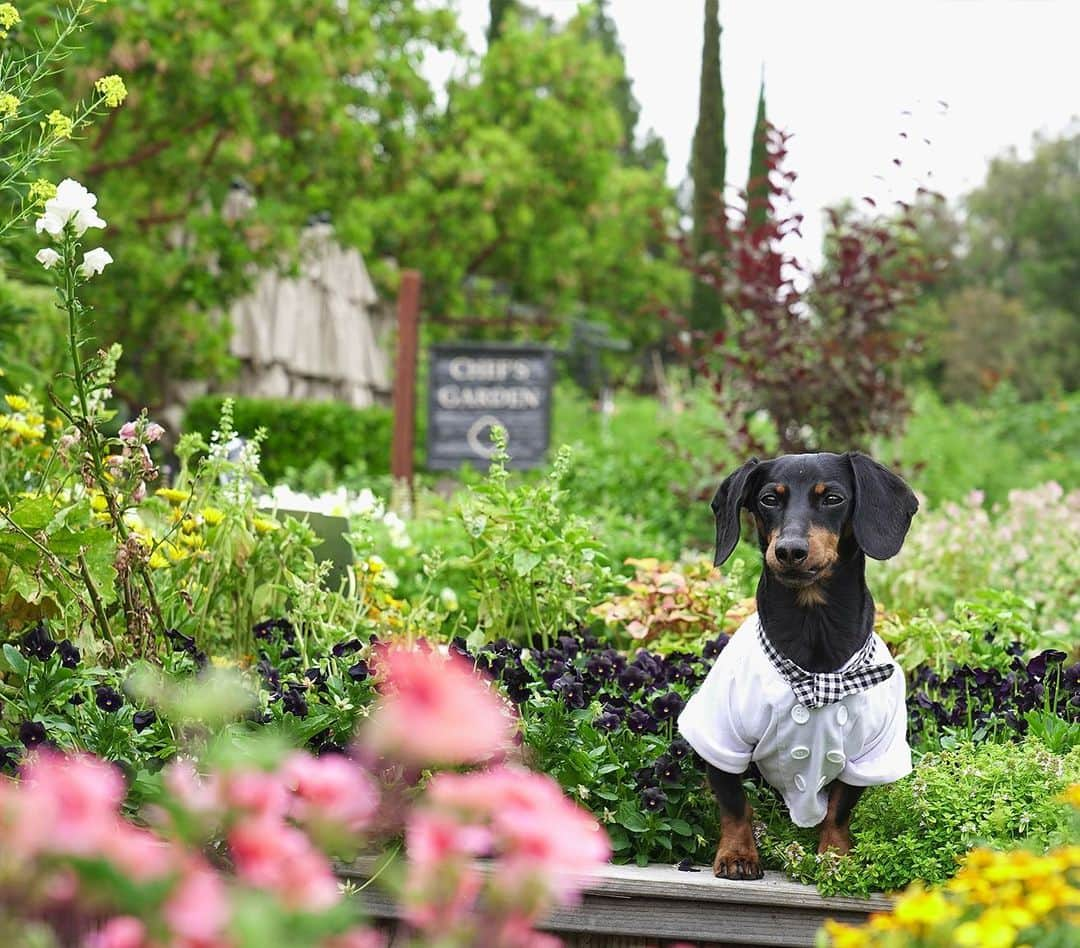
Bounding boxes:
[0,3,19,37]
[201,506,224,526]
[892,887,956,929]
[94,74,127,108]
[28,178,56,204]
[1060,783,1080,808]
[156,487,190,505]
[4,393,29,412]
[367,555,385,574]
[821,919,867,948]
[46,110,73,139]
[90,493,109,513]
[0,92,18,117]
[210,655,238,669]
[252,516,278,535]
[149,550,169,569]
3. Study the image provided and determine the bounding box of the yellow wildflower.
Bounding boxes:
[1061,783,1080,808]
[892,887,956,929]
[0,3,19,37]
[28,178,56,204]
[180,517,198,534]
[252,516,279,535]
[94,74,127,108]
[210,656,238,669]
[820,920,867,948]
[0,92,18,117]
[201,506,225,526]
[4,393,29,412]
[149,550,169,569]
[90,493,109,513]
[156,487,190,505]
[367,555,385,574]
[46,110,73,139]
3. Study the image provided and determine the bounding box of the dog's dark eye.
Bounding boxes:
[759,493,780,508]
[823,493,846,506]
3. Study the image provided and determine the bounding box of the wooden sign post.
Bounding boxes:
[390,270,422,492]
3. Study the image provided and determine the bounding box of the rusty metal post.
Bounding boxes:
[390,270,422,496]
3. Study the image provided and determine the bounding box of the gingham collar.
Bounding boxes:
[755,619,895,709]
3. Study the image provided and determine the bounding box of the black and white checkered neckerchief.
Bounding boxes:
[755,620,895,709]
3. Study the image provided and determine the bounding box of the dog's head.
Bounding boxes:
[710,452,918,590]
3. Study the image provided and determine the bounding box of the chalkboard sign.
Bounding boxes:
[426,343,554,470]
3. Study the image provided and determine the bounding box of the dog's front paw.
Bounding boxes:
[713,818,763,880]
[817,823,852,855]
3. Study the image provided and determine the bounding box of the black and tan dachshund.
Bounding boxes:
[678,452,918,880]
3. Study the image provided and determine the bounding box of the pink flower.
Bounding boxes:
[144,422,165,443]
[365,646,515,766]
[102,825,174,881]
[229,817,341,910]
[163,760,221,815]
[321,929,386,948]
[85,916,148,948]
[403,861,484,933]
[222,768,289,820]
[281,752,379,833]
[406,812,492,868]
[162,861,230,944]
[131,481,147,504]
[118,421,138,443]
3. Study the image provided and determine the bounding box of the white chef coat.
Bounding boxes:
[678,614,912,827]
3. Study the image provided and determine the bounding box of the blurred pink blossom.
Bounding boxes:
[162,861,230,945]
[85,916,148,948]
[366,646,516,766]
[281,751,379,833]
[229,816,341,910]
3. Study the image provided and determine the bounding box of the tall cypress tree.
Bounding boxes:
[746,74,770,230]
[690,0,726,332]
[488,0,514,45]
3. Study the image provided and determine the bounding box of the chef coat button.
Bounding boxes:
[794,774,807,791]
[791,704,810,725]
[816,775,829,792]
[826,750,846,765]
[836,705,849,726]
[790,746,810,760]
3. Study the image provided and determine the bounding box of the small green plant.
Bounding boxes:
[456,427,614,649]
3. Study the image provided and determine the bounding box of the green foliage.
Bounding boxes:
[183,395,392,486]
[455,428,613,649]
[879,387,1080,506]
[746,76,769,229]
[761,741,1080,896]
[487,0,515,44]
[690,0,726,332]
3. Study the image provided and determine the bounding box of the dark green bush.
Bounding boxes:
[183,396,392,485]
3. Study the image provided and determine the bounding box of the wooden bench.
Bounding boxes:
[339,858,891,947]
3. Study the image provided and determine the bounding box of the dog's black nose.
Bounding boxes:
[774,538,809,566]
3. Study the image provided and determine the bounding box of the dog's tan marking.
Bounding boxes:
[774,484,787,497]
[714,807,762,880]
[813,482,827,497]
[818,784,853,855]
[796,584,828,608]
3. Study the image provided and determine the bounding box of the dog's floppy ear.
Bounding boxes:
[846,452,918,560]
[711,458,760,567]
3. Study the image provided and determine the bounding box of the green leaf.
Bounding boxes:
[2,643,28,678]
[615,801,648,833]
[512,549,541,577]
[669,818,694,836]
[8,496,57,531]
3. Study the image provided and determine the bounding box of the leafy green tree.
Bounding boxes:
[22,0,459,412]
[690,0,726,332]
[746,76,769,230]
[488,0,516,45]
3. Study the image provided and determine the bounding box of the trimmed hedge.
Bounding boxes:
[183,395,392,484]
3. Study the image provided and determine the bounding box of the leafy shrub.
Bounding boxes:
[870,484,1080,639]
[183,395,393,485]
[822,790,1080,946]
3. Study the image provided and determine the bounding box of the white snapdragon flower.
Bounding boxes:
[35,178,106,237]
[80,247,113,278]
[35,247,61,269]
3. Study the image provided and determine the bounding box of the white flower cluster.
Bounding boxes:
[34,178,113,278]
[257,484,412,549]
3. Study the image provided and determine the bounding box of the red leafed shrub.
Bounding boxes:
[676,125,943,454]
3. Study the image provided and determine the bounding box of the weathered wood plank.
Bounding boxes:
[340,858,891,947]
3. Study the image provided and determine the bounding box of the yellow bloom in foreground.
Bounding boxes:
[1061,783,1080,808]
[156,487,190,505]
[149,550,169,569]
[0,92,19,117]
[90,493,109,513]
[46,110,73,139]
[0,3,20,36]
[4,393,29,412]
[252,516,279,534]
[201,506,224,526]
[821,920,867,948]
[94,74,127,108]
[892,887,956,929]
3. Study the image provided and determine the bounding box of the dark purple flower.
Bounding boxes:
[304,666,328,689]
[913,691,934,710]
[557,636,580,659]
[1064,664,1080,688]
[256,659,281,692]
[56,640,81,669]
[132,709,157,732]
[677,857,700,872]
[618,665,649,691]
[282,686,308,717]
[595,711,621,732]
[971,667,998,687]
[635,765,657,789]
[626,708,658,734]
[331,638,363,658]
[21,623,55,661]
[668,738,691,760]
[1004,710,1028,734]
[165,627,197,654]
[553,673,586,709]
[69,692,85,706]
[253,617,296,642]
[641,787,668,811]
[1026,653,1051,680]
[701,638,723,661]
[652,691,685,721]
[19,720,47,748]
[501,666,531,704]
[585,653,616,680]
[347,660,369,682]
[581,632,599,650]
[602,648,627,672]
[280,647,300,661]
[95,685,123,712]
[653,754,681,783]
[1005,641,1025,657]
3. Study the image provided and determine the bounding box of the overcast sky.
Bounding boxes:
[431,0,1079,265]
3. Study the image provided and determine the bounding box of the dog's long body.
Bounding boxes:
[678,452,918,880]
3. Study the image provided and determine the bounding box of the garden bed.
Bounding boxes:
[341,857,891,947]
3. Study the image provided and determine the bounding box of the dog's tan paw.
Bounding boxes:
[713,817,763,880]
[817,823,852,855]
